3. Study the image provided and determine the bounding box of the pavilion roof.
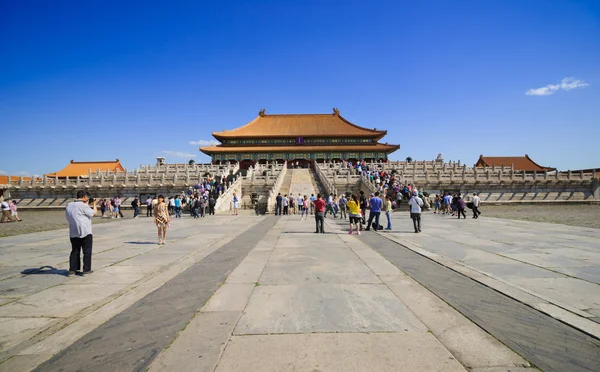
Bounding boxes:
[212,109,387,140]
[45,159,125,177]
[475,155,555,171]
[200,143,400,154]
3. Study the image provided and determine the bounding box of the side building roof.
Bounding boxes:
[45,159,125,177]
[212,108,387,140]
[475,155,555,171]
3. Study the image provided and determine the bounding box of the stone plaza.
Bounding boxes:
[0,210,599,371]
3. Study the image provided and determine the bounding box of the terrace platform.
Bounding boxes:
[0,212,598,371]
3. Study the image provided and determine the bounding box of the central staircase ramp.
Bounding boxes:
[288,169,318,198]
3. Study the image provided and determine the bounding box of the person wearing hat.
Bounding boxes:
[408,190,424,233]
[65,190,98,276]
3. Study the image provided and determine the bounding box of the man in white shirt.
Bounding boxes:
[65,191,97,276]
[297,193,304,215]
[1,200,15,223]
[408,191,424,233]
[472,193,481,219]
[146,196,153,217]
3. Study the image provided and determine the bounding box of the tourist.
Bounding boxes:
[131,196,140,218]
[100,198,107,218]
[472,193,481,219]
[208,195,216,215]
[444,193,452,214]
[112,199,119,219]
[383,195,392,230]
[297,193,304,216]
[347,194,362,235]
[301,195,309,220]
[359,191,367,224]
[9,200,23,222]
[324,193,337,218]
[168,196,176,215]
[451,193,459,216]
[408,191,424,233]
[283,194,289,215]
[314,193,326,233]
[153,194,170,244]
[146,196,153,217]
[232,192,239,215]
[365,192,383,231]
[338,193,348,220]
[1,199,14,223]
[174,195,182,218]
[199,195,207,217]
[65,191,97,276]
[457,196,467,219]
[289,194,295,215]
[309,194,315,214]
[434,194,441,214]
[192,197,200,218]
[275,193,283,216]
[115,196,124,218]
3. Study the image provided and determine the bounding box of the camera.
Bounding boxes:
[89,197,95,204]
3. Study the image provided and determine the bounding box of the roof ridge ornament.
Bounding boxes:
[333,108,340,116]
[259,108,266,117]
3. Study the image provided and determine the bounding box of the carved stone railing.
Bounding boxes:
[267,161,288,213]
[214,174,244,213]
[314,164,336,196]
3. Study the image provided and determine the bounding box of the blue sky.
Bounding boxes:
[1,0,598,176]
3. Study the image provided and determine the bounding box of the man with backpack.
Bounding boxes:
[409,191,424,233]
[208,196,216,215]
[365,192,383,231]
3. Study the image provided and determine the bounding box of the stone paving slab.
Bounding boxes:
[201,284,255,312]
[214,333,467,372]
[147,311,240,372]
[235,283,428,334]
[0,283,128,318]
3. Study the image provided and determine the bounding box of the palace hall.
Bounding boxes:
[200,108,399,168]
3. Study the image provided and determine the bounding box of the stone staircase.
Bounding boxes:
[278,171,293,196]
[287,169,316,199]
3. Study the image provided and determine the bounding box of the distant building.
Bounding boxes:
[200,108,400,169]
[45,159,125,178]
[475,154,555,172]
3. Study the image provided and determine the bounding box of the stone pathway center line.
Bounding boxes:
[32,216,278,372]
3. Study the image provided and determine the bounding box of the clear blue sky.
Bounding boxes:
[1,0,598,176]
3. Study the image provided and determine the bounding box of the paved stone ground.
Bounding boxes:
[0,210,598,371]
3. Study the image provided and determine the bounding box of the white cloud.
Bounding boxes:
[161,150,197,158]
[560,77,589,91]
[17,171,30,175]
[0,170,6,175]
[526,77,589,96]
[189,139,219,146]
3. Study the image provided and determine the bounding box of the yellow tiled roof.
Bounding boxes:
[213,109,387,140]
[475,155,555,171]
[45,160,125,177]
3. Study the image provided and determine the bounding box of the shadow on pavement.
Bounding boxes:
[21,266,69,276]
[124,241,156,245]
